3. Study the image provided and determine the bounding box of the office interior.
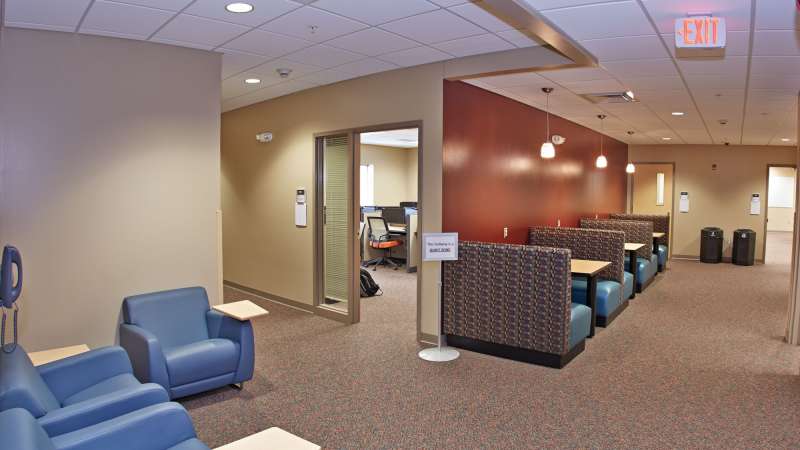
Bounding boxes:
[2,0,800,448]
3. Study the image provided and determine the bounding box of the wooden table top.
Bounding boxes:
[625,243,645,251]
[213,300,269,321]
[653,232,665,238]
[215,427,320,450]
[29,344,90,366]
[571,259,611,276]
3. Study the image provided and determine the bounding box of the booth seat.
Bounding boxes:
[120,287,255,399]
[658,245,668,271]
[625,254,658,292]
[0,345,169,437]
[0,402,209,450]
[571,279,626,327]
[443,241,587,368]
[623,272,634,300]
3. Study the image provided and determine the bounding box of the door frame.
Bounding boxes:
[312,120,424,328]
[629,161,677,255]
[763,164,797,264]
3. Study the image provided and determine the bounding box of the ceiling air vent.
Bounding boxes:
[580,91,638,104]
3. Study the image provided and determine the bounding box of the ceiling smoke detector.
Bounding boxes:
[276,68,292,78]
[580,91,637,104]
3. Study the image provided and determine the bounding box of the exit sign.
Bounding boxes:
[675,16,726,49]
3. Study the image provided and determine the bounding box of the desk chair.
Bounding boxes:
[365,217,402,271]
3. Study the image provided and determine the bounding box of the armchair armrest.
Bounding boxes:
[38,383,168,437]
[118,324,169,392]
[38,347,133,403]
[206,310,254,383]
[0,408,56,450]
[51,402,207,450]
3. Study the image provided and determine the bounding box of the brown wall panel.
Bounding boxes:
[443,80,628,244]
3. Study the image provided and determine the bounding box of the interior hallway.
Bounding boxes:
[184,262,800,449]
[766,231,794,266]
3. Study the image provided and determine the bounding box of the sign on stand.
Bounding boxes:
[418,233,460,363]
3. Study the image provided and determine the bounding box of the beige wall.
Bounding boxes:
[360,144,418,206]
[767,166,796,232]
[0,28,222,350]
[631,163,674,253]
[630,145,797,261]
[221,63,443,337]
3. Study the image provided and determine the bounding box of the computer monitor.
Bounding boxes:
[400,201,417,208]
[381,206,406,225]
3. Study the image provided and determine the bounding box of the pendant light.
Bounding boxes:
[626,162,636,173]
[595,114,608,169]
[540,87,555,159]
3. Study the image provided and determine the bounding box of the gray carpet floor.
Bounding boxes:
[183,256,800,449]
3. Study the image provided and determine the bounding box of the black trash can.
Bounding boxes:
[732,229,756,266]
[700,227,723,263]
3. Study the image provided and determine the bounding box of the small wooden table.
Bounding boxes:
[215,427,320,450]
[571,259,611,338]
[29,344,90,366]
[212,300,269,321]
[624,243,645,299]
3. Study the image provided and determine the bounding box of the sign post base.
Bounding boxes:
[418,346,460,362]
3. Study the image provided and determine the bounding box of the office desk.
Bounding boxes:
[624,243,644,299]
[571,259,610,338]
[388,223,407,235]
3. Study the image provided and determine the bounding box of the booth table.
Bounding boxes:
[624,243,645,299]
[571,259,611,338]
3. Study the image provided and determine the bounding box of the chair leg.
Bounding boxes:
[230,382,243,390]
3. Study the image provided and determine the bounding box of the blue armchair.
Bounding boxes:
[120,287,254,399]
[0,345,168,437]
[0,402,209,450]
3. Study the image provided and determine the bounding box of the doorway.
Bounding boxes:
[314,123,422,327]
[630,162,676,255]
[765,165,797,265]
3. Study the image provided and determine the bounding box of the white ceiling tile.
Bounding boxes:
[753,30,800,56]
[150,38,219,50]
[560,78,626,94]
[184,0,301,27]
[113,0,193,11]
[380,9,485,44]
[80,1,172,39]
[222,75,272,99]
[260,6,369,42]
[641,0,752,33]
[299,68,358,85]
[479,72,550,88]
[755,0,800,30]
[221,50,272,79]
[521,0,619,11]
[223,28,312,56]
[4,0,92,32]
[748,74,800,90]
[601,59,678,77]
[662,30,750,57]
[686,74,746,89]
[247,58,324,81]
[541,1,653,41]
[540,67,614,82]
[377,46,452,67]
[312,0,440,26]
[283,44,364,67]
[495,29,545,47]
[153,14,251,48]
[676,56,748,74]
[432,33,513,57]
[334,58,399,76]
[581,35,669,61]
[751,56,800,75]
[326,28,418,56]
[449,1,514,32]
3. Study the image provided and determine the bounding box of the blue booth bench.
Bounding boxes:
[581,218,657,293]
[529,226,631,327]
[611,213,670,272]
[442,241,590,368]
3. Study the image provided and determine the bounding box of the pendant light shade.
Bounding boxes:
[596,155,608,168]
[540,142,555,159]
[540,87,555,159]
[626,162,636,173]
[596,114,607,170]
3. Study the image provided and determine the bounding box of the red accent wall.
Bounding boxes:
[443,80,629,244]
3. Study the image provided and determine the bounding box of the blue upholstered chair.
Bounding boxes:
[0,345,168,437]
[120,287,255,399]
[0,402,209,450]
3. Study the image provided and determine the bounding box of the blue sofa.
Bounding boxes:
[0,345,168,437]
[120,287,255,399]
[0,402,209,450]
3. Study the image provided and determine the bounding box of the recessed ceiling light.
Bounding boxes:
[662,137,672,141]
[244,78,261,85]
[671,111,685,116]
[781,138,791,142]
[226,2,254,13]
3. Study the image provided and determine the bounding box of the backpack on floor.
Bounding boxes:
[360,268,382,297]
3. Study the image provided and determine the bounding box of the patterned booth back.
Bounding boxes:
[527,226,624,284]
[580,219,653,258]
[442,241,572,356]
[609,213,669,247]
